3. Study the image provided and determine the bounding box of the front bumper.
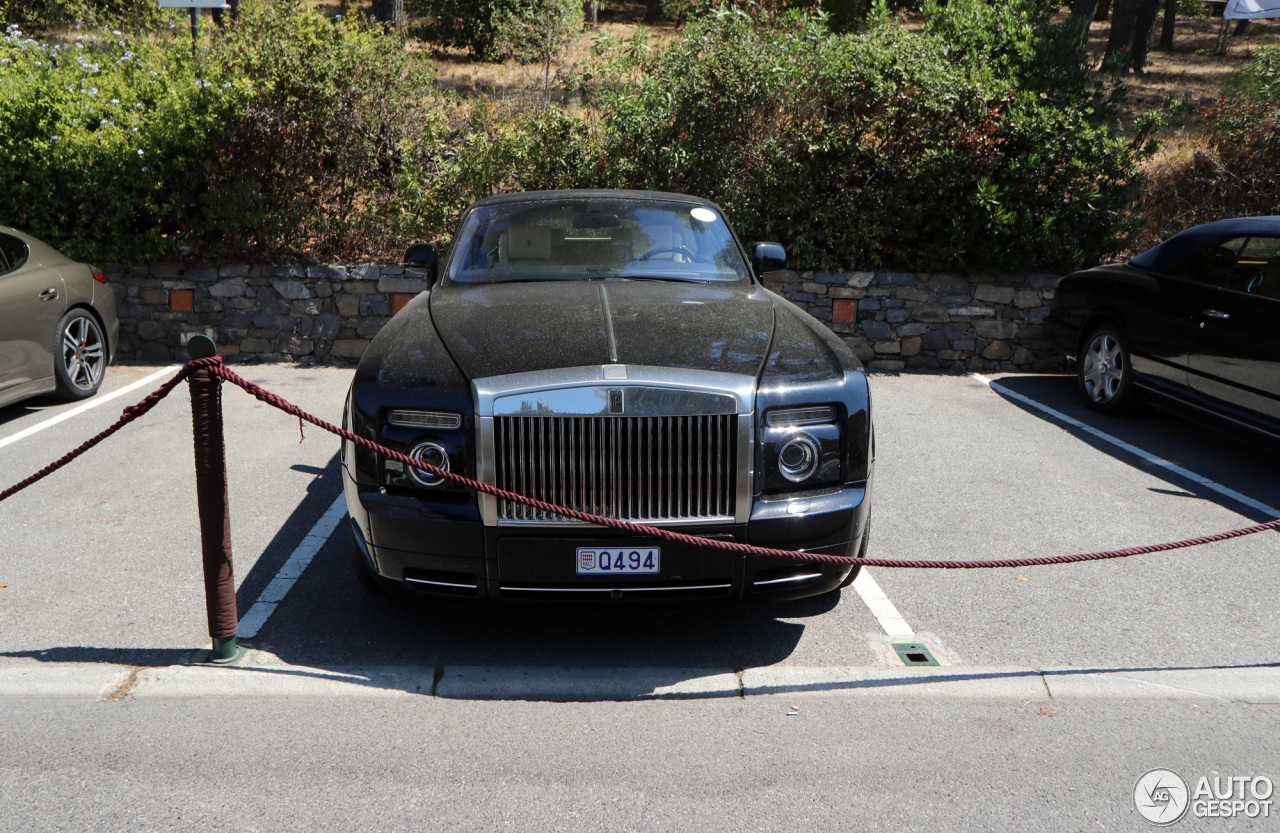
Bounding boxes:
[344,465,869,607]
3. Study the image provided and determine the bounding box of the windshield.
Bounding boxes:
[444,197,752,285]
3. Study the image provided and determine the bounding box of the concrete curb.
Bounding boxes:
[741,666,1051,699]
[0,663,136,700]
[436,666,742,701]
[1041,667,1280,703]
[1,660,1275,702]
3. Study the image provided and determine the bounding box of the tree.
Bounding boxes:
[1070,0,1098,18]
[212,0,241,27]
[371,0,404,28]
[1159,0,1176,49]
[494,0,582,96]
[1070,0,1113,19]
[1094,0,1160,72]
[1071,0,1164,72]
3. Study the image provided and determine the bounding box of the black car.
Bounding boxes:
[1046,216,1280,447]
[341,190,874,605]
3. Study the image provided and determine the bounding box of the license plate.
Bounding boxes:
[576,547,660,575]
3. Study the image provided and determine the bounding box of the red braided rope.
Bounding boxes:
[193,359,1280,570]
[0,366,196,504]
[4,357,1278,568]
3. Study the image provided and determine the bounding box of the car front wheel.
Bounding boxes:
[53,309,107,400]
[1077,325,1136,413]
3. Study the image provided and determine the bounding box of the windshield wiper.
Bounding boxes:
[609,274,715,283]
[582,268,702,282]
[472,275,582,284]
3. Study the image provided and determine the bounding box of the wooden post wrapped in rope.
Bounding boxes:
[187,336,244,664]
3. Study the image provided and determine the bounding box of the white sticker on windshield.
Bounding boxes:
[691,207,717,223]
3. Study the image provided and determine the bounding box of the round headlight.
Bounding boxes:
[407,441,450,486]
[778,436,820,482]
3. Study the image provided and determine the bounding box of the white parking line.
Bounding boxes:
[973,373,1280,517]
[851,569,916,639]
[0,366,179,451]
[237,494,347,640]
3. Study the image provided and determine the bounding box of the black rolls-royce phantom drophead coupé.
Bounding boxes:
[341,190,874,606]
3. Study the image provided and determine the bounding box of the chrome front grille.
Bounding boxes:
[495,414,737,523]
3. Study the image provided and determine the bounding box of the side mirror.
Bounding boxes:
[404,243,438,285]
[751,242,786,275]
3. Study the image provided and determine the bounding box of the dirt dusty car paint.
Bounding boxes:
[0,227,119,410]
[1045,216,1280,449]
[341,190,874,606]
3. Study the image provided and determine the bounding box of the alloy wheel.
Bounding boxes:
[61,315,105,392]
[1081,332,1125,405]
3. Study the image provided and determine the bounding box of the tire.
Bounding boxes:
[838,514,870,589]
[350,526,386,594]
[1076,325,1137,414]
[53,309,107,400]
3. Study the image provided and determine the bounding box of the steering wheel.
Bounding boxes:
[640,246,706,263]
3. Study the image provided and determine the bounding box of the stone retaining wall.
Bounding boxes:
[108,263,1065,372]
[760,270,1065,373]
[106,262,428,364]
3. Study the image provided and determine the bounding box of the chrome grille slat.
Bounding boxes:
[539,418,547,512]
[677,417,684,519]
[697,415,705,517]
[612,417,621,519]
[715,414,723,516]
[555,417,563,511]
[646,417,654,519]
[661,416,669,519]
[496,414,736,523]
[517,419,525,512]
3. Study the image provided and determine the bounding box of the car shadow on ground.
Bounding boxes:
[989,374,1280,527]
[236,451,833,673]
[3,446,837,689]
[0,396,64,429]
[254,520,834,673]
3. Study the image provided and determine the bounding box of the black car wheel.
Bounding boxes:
[838,514,869,589]
[1077,325,1136,413]
[53,309,106,400]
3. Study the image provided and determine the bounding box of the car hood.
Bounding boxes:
[429,279,775,380]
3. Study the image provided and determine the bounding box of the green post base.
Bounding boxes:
[209,636,246,665]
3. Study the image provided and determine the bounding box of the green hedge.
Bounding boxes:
[0,22,240,261]
[0,0,178,36]
[0,7,459,262]
[2,1,1146,271]
[590,3,1143,271]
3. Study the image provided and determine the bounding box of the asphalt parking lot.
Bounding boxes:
[2,362,1277,688]
[5,362,1279,832]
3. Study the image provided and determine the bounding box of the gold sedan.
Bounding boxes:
[0,227,119,409]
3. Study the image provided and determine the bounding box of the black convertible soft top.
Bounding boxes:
[1129,216,1280,273]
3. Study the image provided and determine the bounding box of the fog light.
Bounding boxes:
[778,436,819,482]
[407,442,450,486]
